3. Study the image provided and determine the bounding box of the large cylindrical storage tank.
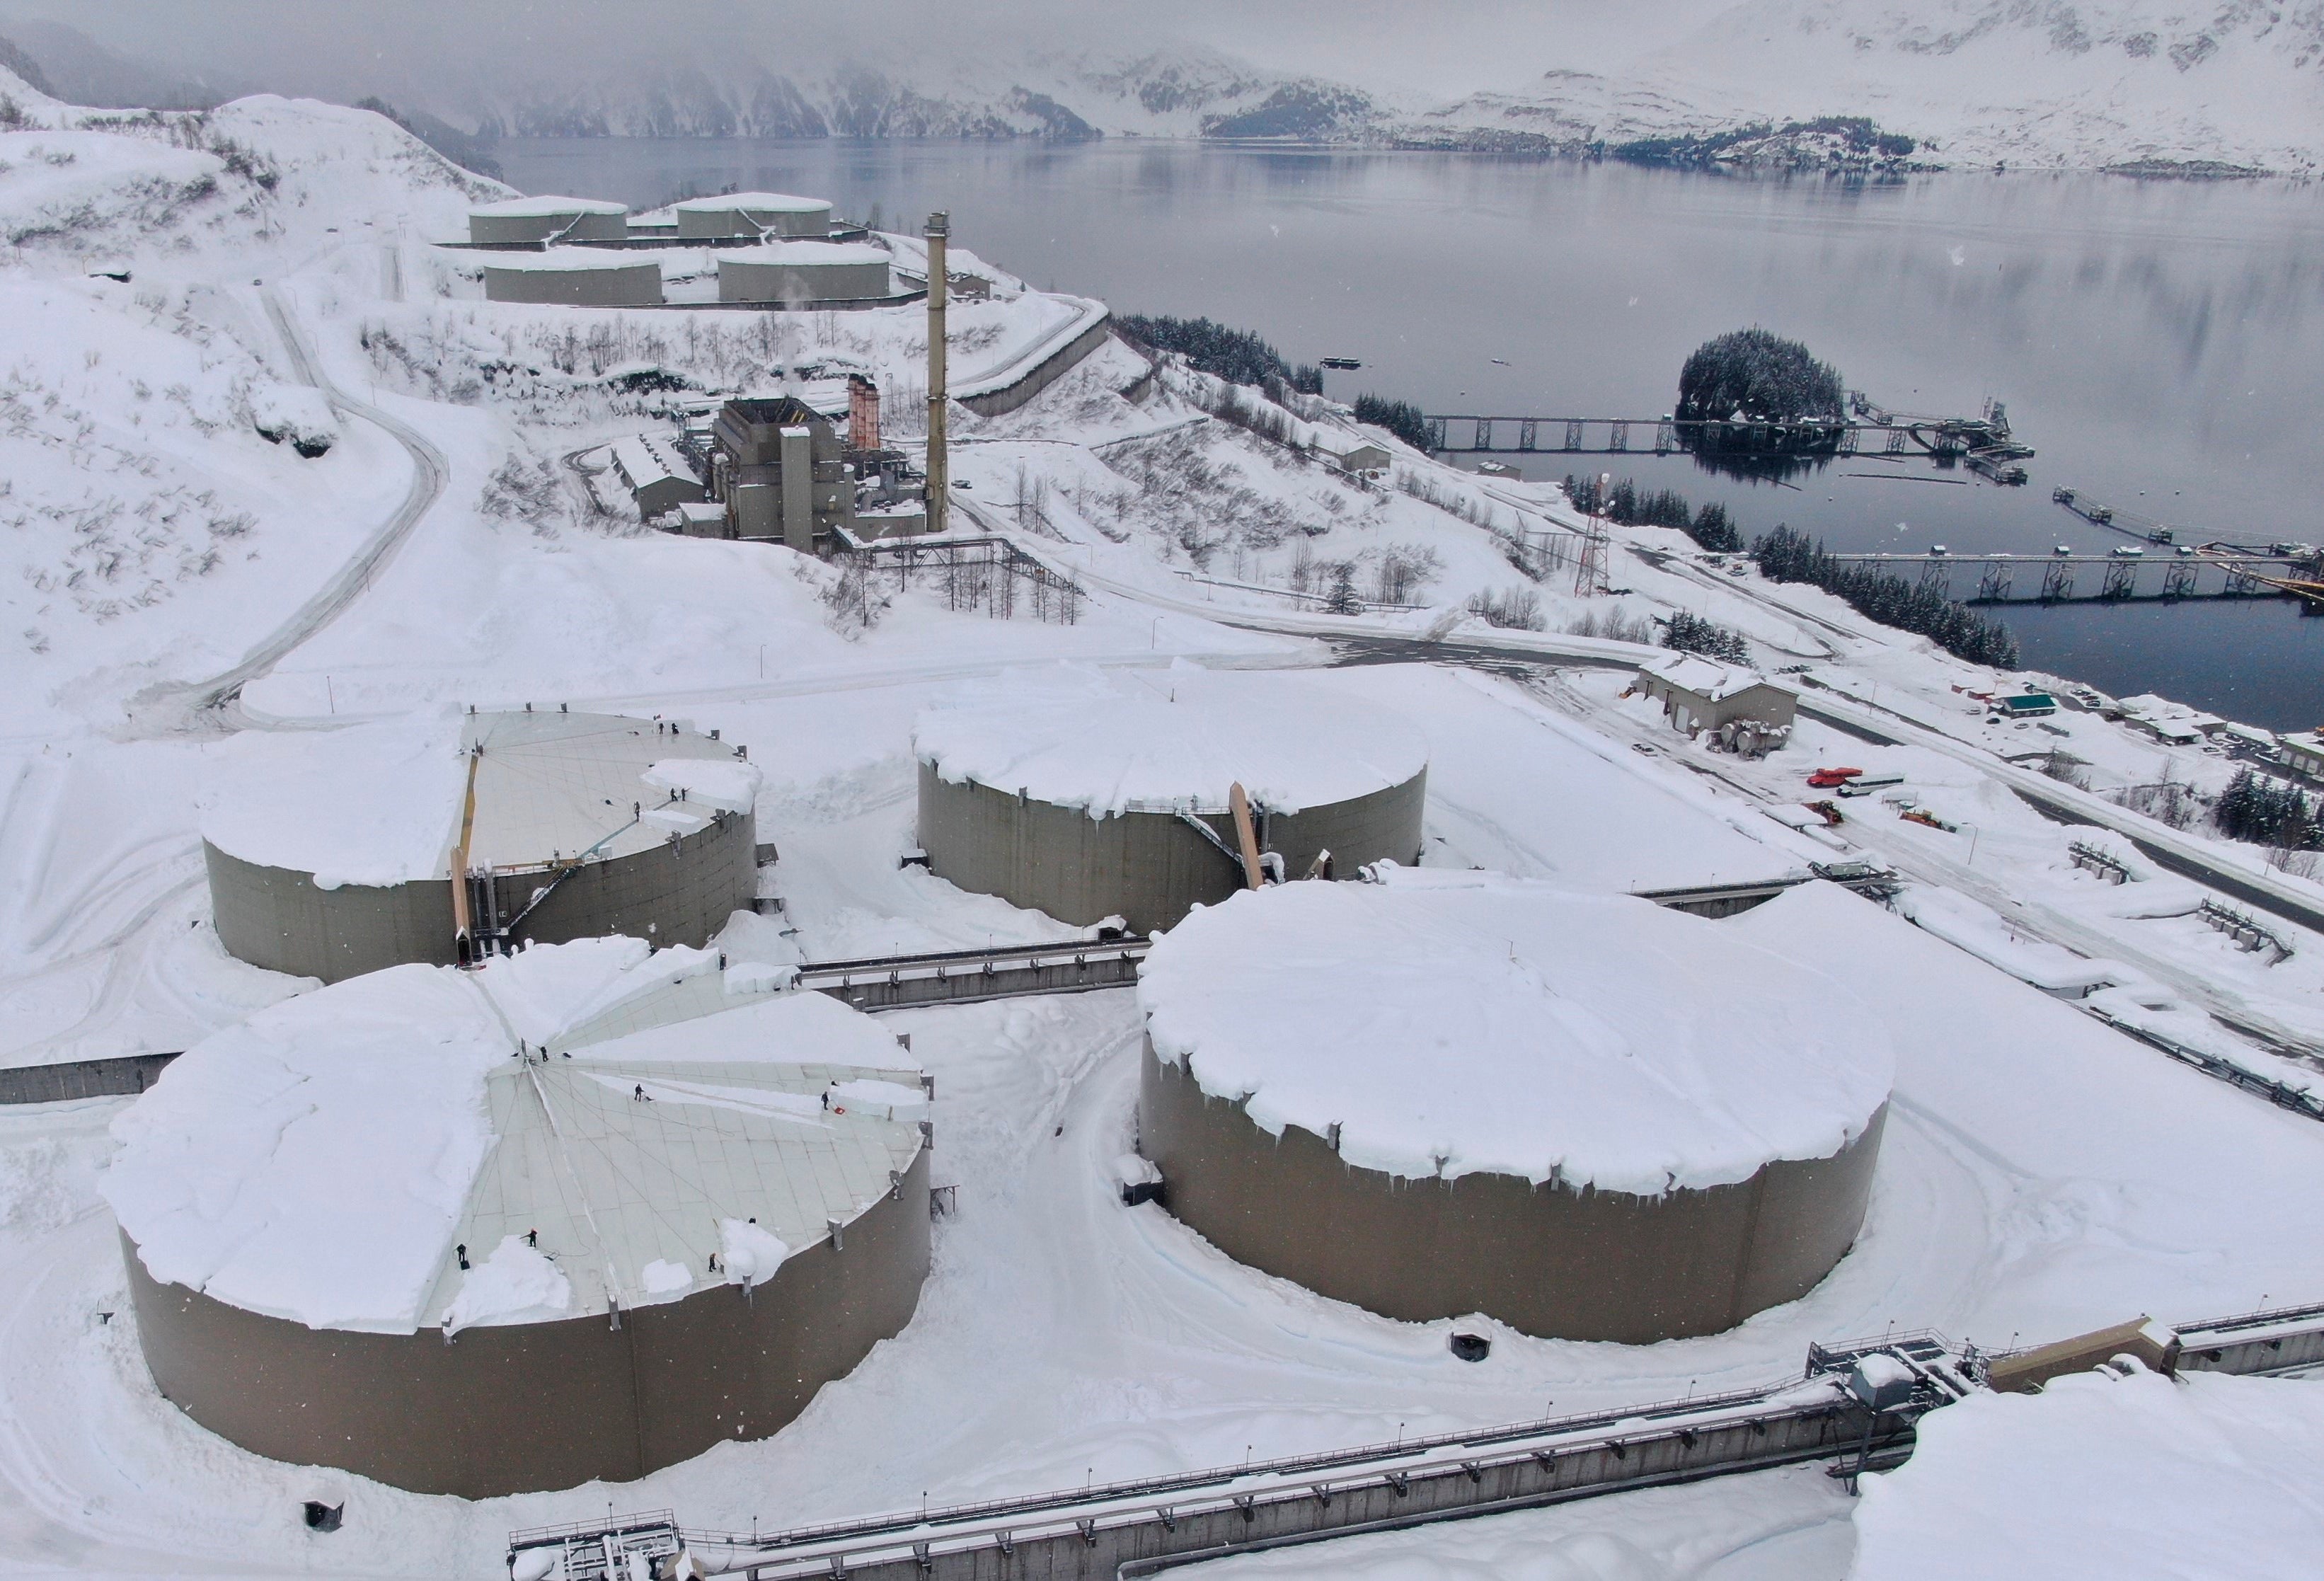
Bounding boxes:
[481,250,665,306]
[1135,874,1894,1343]
[913,665,1427,936]
[674,191,832,240]
[107,939,932,1498]
[200,708,760,983]
[467,195,630,245]
[718,241,894,304]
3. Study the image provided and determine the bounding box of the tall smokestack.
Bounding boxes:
[848,373,880,452]
[924,212,949,536]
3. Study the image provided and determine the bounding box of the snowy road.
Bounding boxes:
[125,291,449,735]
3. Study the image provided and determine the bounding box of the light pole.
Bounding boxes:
[1962,821,1981,866]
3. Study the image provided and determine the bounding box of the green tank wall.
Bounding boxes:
[120,1149,930,1498]
[1139,1043,1885,1343]
[916,762,1426,937]
[202,805,759,984]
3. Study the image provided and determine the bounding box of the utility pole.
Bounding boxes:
[924,212,949,536]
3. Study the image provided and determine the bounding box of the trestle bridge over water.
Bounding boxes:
[1424,398,2030,481]
[1826,549,2318,605]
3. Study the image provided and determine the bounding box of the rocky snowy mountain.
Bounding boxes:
[4,3,2321,169]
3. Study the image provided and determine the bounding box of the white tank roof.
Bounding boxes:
[106,937,926,1333]
[469,195,630,217]
[913,662,1429,818]
[478,246,661,273]
[1137,870,1894,1195]
[674,191,829,214]
[199,708,759,887]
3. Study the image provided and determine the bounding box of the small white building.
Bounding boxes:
[1322,439,1392,477]
[2116,693,2225,746]
[2280,730,2324,778]
[1633,652,1798,738]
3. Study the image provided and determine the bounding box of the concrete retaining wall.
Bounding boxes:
[483,262,664,307]
[917,764,1425,937]
[204,807,760,984]
[959,314,1117,419]
[122,1148,930,1498]
[1140,1044,1885,1343]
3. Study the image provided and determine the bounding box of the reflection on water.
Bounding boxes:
[494,139,2324,727]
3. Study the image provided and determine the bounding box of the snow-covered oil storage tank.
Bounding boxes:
[913,664,1427,936]
[106,938,931,1497]
[1135,871,1893,1343]
[480,248,665,307]
[674,191,833,240]
[718,241,895,305]
[466,195,630,246]
[200,708,761,983]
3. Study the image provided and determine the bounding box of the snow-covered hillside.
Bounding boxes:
[1415,1,2324,173]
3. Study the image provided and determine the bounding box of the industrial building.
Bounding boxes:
[610,433,706,522]
[466,195,630,246]
[106,938,932,1497]
[1633,653,1799,737]
[912,665,1429,936]
[1134,873,1893,1343]
[710,396,857,549]
[201,708,761,983]
[481,251,665,308]
[674,192,833,241]
[718,241,895,306]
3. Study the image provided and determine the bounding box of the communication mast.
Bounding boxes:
[1573,470,1611,597]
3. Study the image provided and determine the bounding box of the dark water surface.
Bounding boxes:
[495,139,2324,728]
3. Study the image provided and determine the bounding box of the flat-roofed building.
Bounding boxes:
[711,396,854,551]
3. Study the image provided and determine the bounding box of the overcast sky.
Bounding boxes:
[0,1,1738,103]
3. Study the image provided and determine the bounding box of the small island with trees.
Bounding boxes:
[1676,328,1848,464]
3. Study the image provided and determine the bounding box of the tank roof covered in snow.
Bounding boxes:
[674,191,829,214]
[1137,870,1894,1195]
[105,936,925,1333]
[477,246,660,273]
[468,195,630,217]
[1848,1367,2324,1581]
[914,662,1430,818]
[198,708,759,887]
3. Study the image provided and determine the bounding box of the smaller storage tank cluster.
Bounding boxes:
[718,240,895,305]
[200,707,761,983]
[481,248,666,307]
[911,665,1428,936]
[106,937,932,1498]
[1133,870,1894,1343]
